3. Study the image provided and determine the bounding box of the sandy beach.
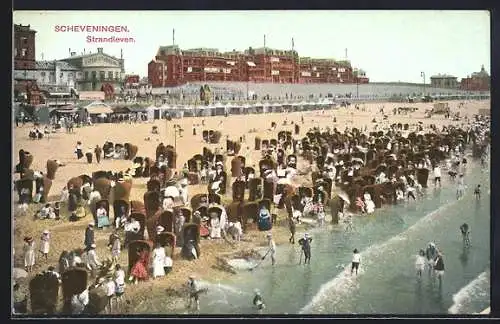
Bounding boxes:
[12,99,489,313]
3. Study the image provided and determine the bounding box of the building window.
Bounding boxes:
[41,72,45,77]
[14,48,17,57]
[21,37,27,44]
[91,71,97,79]
[68,72,73,79]
[115,72,119,79]
[108,71,113,80]
[100,71,105,80]
[21,48,27,57]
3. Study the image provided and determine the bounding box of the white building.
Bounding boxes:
[35,61,83,88]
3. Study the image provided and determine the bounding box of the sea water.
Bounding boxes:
[170,160,490,315]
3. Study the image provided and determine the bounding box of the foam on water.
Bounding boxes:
[299,199,459,314]
[227,258,256,270]
[448,270,490,314]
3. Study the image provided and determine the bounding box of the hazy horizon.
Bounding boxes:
[13,10,490,83]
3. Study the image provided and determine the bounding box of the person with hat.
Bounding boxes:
[85,244,102,274]
[200,216,210,238]
[434,251,445,286]
[108,232,121,263]
[39,229,51,260]
[23,236,36,272]
[84,222,95,251]
[253,289,266,311]
[192,210,202,225]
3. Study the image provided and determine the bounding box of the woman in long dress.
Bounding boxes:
[152,242,166,279]
[23,237,36,272]
[209,212,221,239]
[39,230,50,260]
[96,205,110,229]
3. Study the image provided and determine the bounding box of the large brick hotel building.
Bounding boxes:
[148,45,369,87]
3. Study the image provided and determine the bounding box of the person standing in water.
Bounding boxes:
[460,223,470,247]
[433,164,442,187]
[186,275,201,311]
[474,184,481,200]
[415,250,426,278]
[425,242,438,275]
[434,252,445,286]
[300,233,313,265]
[351,249,361,276]
[456,174,465,199]
[253,289,266,311]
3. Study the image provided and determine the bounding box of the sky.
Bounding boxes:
[13,10,490,83]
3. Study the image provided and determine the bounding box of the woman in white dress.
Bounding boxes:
[23,236,36,272]
[209,212,221,239]
[152,242,166,279]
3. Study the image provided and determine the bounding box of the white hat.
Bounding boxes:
[254,288,260,294]
[180,178,188,186]
[189,275,195,279]
[304,233,309,237]
[266,232,272,238]
[98,277,105,283]
[216,161,223,166]
[90,243,96,248]
[88,222,95,226]
[43,229,49,234]
[156,225,165,232]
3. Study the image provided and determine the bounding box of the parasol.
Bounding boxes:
[163,186,180,197]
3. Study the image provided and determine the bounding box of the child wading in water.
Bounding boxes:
[415,249,426,277]
[351,249,361,275]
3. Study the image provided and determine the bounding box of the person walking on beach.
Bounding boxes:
[351,248,361,276]
[460,223,470,247]
[433,165,442,187]
[415,249,426,278]
[288,217,296,244]
[474,184,481,200]
[94,145,102,164]
[266,233,276,266]
[75,141,84,160]
[253,289,266,311]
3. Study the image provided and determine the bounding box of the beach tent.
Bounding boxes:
[85,101,113,115]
